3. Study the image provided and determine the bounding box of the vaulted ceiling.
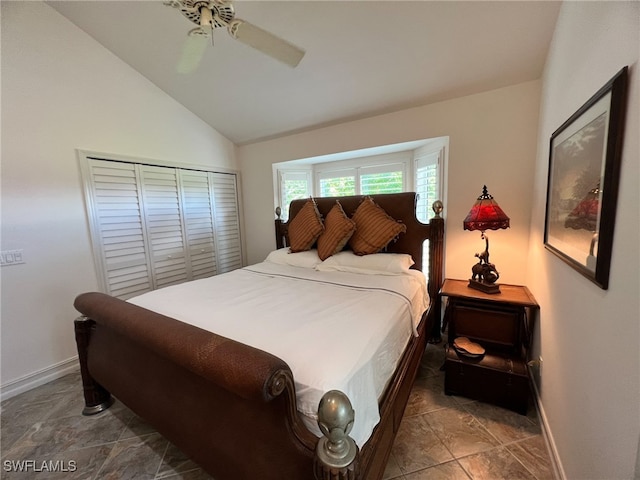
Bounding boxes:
[49,1,561,145]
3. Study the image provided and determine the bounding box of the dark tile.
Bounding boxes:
[1,422,30,455]
[3,407,131,460]
[1,391,75,430]
[423,407,500,458]
[95,432,168,479]
[416,344,446,378]
[391,414,453,474]
[157,442,199,478]
[457,446,537,480]
[507,436,556,480]
[119,415,158,440]
[382,453,403,480]
[463,401,541,444]
[159,468,215,479]
[404,460,471,480]
[404,375,457,417]
[43,391,88,422]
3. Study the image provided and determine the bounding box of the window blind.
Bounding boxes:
[415,151,441,223]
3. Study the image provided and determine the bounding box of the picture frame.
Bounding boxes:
[544,66,628,289]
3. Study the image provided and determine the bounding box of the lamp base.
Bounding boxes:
[468,279,501,294]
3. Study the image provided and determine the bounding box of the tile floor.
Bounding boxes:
[1,343,556,479]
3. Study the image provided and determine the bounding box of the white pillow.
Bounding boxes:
[264,248,322,269]
[316,251,414,275]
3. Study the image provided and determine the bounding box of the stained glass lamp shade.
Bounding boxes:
[463,185,510,232]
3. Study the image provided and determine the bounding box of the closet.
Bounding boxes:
[82,156,242,299]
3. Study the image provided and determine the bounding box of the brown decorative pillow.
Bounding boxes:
[288,198,324,252]
[348,197,407,255]
[317,201,356,261]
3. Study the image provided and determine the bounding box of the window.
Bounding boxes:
[415,147,444,271]
[415,149,442,222]
[316,162,406,198]
[273,138,448,267]
[360,164,404,195]
[318,169,356,197]
[278,170,311,221]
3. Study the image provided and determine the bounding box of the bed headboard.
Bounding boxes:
[275,193,444,330]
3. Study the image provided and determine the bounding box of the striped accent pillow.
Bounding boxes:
[317,201,356,260]
[288,198,324,252]
[348,197,407,255]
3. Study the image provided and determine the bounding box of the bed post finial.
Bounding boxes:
[432,200,443,218]
[275,206,282,220]
[314,390,358,479]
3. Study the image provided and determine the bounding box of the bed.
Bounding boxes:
[73,192,444,480]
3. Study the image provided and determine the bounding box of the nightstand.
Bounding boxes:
[439,278,539,414]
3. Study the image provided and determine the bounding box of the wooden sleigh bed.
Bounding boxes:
[74,192,444,480]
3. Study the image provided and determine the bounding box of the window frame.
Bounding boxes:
[314,152,410,197]
[273,138,448,223]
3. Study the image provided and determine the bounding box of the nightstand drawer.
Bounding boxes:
[449,300,522,353]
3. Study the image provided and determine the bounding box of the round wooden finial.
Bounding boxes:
[275,206,282,219]
[432,200,443,218]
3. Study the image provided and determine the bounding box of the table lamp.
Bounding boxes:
[463,185,510,293]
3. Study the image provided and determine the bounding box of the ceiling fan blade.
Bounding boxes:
[177,29,209,74]
[229,20,305,68]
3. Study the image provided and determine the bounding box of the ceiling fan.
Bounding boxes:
[164,0,305,73]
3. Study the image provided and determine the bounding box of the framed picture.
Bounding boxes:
[544,66,628,289]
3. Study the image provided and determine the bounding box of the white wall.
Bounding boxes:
[526,2,639,479]
[0,2,237,394]
[238,81,541,287]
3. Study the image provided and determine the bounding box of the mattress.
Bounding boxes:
[127,260,429,447]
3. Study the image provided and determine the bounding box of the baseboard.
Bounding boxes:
[0,356,80,402]
[528,365,566,480]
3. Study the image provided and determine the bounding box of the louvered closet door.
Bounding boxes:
[139,165,191,288]
[211,173,242,273]
[179,170,218,279]
[88,159,153,299]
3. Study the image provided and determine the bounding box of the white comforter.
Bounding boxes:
[128,262,429,447]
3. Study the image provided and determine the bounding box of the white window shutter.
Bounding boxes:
[211,173,242,273]
[179,169,218,279]
[278,170,311,221]
[139,165,191,288]
[415,151,441,223]
[87,159,153,299]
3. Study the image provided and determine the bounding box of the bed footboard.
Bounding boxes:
[74,292,319,480]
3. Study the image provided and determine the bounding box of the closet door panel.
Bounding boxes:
[211,173,243,273]
[180,170,217,279]
[139,165,191,288]
[88,159,153,299]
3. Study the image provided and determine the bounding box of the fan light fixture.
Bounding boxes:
[166,0,306,74]
[463,185,510,294]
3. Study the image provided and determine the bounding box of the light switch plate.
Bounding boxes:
[1,250,25,266]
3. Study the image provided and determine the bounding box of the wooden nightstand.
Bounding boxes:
[439,279,539,414]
